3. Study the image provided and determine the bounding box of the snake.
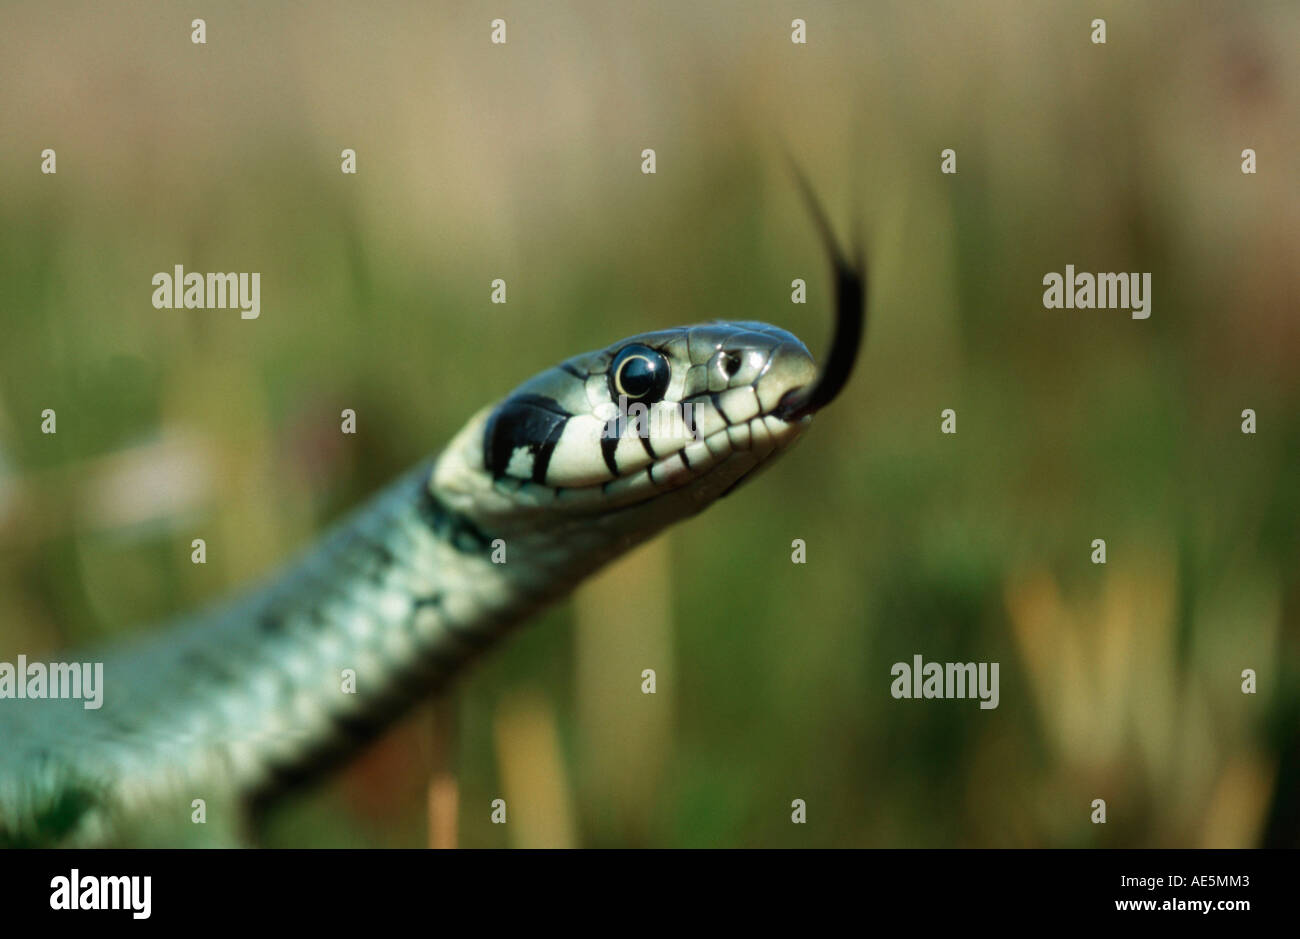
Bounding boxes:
[0,183,865,847]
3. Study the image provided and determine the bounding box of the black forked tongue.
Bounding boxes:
[774,170,867,421]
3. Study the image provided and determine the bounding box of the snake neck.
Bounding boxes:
[0,458,598,845]
[168,459,567,798]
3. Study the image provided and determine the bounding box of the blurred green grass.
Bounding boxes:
[1,0,1297,847]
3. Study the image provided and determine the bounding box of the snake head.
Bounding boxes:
[432,321,820,537]
[432,177,865,552]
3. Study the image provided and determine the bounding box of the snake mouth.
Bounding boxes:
[564,381,810,509]
[775,386,807,418]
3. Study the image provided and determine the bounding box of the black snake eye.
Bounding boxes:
[611,345,670,402]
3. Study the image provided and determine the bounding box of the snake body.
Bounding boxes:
[0,196,865,847]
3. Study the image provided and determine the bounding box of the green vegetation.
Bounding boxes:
[1,1,1296,847]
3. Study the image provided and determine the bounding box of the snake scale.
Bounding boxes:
[0,185,866,847]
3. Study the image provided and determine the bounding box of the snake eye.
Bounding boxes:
[611,345,670,403]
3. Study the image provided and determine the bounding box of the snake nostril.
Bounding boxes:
[721,351,744,378]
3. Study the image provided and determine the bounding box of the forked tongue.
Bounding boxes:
[774,170,867,421]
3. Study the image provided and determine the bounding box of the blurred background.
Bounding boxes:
[0,0,1297,847]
